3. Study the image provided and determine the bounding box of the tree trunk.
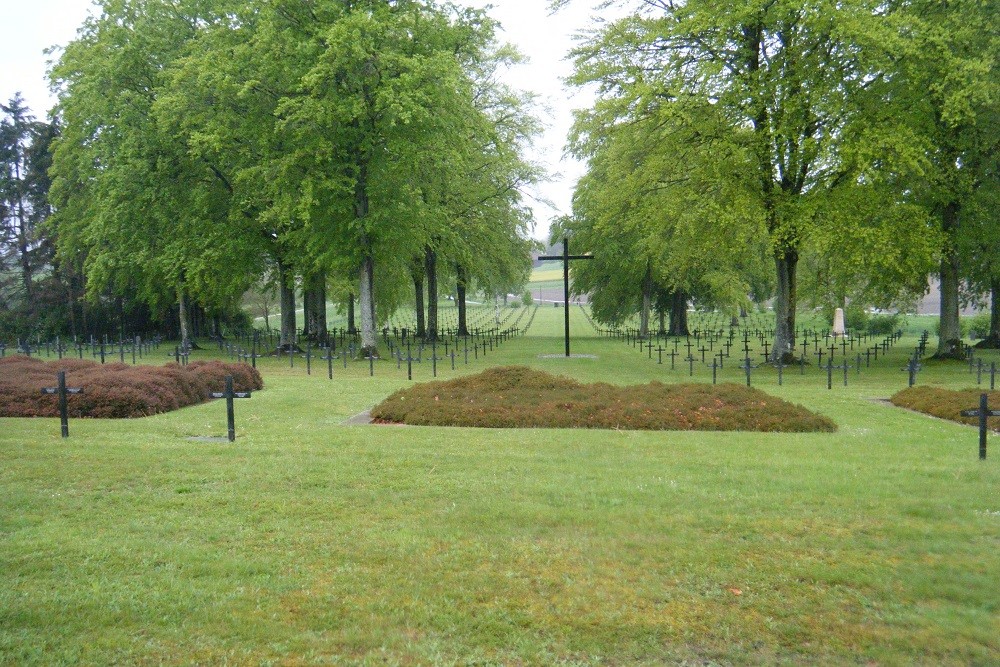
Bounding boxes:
[278,259,297,352]
[658,308,666,336]
[347,293,356,335]
[990,278,1000,344]
[456,263,468,337]
[19,233,31,305]
[315,275,327,339]
[771,248,798,362]
[177,287,190,350]
[639,262,652,338]
[425,246,437,341]
[67,283,77,339]
[13,157,32,306]
[936,254,963,357]
[304,272,327,341]
[302,286,313,340]
[369,276,376,340]
[354,156,377,357]
[935,203,964,359]
[359,254,377,357]
[668,290,689,337]
[413,267,425,339]
[81,295,88,341]
[192,303,203,338]
[974,278,1000,349]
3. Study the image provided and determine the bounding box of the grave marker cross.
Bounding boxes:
[826,358,849,389]
[321,346,336,380]
[41,371,84,438]
[209,375,252,442]
[539,237,595,357]
[903,357,922,387]
[960,393,1000,460]
[741,356,759,387]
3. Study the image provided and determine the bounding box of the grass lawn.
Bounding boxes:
[2,306,999,665]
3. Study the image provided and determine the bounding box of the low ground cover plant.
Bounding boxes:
[892,385,1000,429]
[371,365,836,431]
[0,356,262,419]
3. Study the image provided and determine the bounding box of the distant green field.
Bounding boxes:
[2,306,998,664]
[530,268,564,283]
[533,260,565,273]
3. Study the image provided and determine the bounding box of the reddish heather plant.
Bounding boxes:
[370,366,836,432]
[892,386,1000,431]
[0,357,263,419]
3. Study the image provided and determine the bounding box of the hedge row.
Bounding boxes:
[0,357,263,419]
[371,366,837,432]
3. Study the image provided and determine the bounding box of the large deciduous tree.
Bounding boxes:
[279,1,534,354]
[49,0,261,347]
[49,0,538,353]
[564,0,935,360]
[887,0,999,358]
[567,93,767,336]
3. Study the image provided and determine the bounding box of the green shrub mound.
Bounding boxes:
[371,366,837,432]
[891,386,1000,430]
[0,356,263,419]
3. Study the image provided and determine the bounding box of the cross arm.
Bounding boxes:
[539,255,594,261]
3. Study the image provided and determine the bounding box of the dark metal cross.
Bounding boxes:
[903,357,922,387]
[539,237,594,357]
[961,393,1000,460]
[209,375,252,442]
[41,371,84,438]
[741,356,759,387]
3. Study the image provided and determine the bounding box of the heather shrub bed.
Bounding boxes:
[891,385,1000,430]
[371,366,836,432]
[0,356,262,418]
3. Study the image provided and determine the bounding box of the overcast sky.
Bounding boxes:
[0,0,616,242]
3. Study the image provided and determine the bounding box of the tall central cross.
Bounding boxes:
[539,237,594,357]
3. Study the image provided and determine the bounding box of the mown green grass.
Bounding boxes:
[2,306,999,665]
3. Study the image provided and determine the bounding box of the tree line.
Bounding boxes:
[557,0,998,359]
[5,0,996,360]
[4,0,539,353]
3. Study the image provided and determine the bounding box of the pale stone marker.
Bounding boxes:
[833,307,846,337]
